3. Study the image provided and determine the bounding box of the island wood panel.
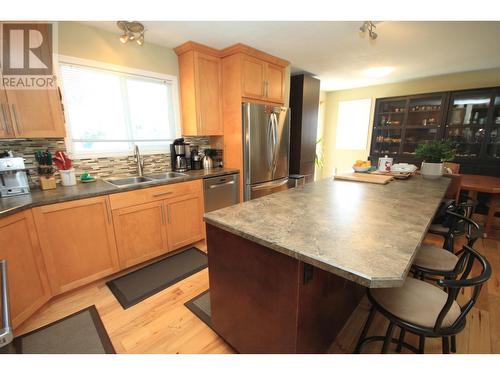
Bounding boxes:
[0,210,51,328]
[112,201,169,269]
[206,223,365,353]
[33,196,120,295]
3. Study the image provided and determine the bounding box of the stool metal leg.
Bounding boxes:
[396,328,406,353]
[381,322,395,353]
[442,336,450,354]
[354,306,376,353]
[450,335,457,353]
[418,335,426,354]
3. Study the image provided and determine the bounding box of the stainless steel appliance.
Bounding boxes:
[0,260,13,350]
[0,157,30,197]
[242,102,290,201]
[170,138,188,172]
[203,173,239,212]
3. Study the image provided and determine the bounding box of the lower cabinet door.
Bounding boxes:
[113,201,169,269]
[33,196,120,295]
[0,210,51,328]
[165,193,204,251]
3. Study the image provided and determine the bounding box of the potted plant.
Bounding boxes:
[415,140,456,179]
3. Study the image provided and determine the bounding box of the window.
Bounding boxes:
[335,99,372,150]
[59,59,179,156]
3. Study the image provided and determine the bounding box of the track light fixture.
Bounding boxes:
[359,21,377,40]
[117,21,145,46]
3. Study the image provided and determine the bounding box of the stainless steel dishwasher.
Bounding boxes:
[203,173,240,212]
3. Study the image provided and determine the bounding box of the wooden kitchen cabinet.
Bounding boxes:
[0,86,14,138]
[242,55,267,100]
[175,42,223,136]
[241,57,285,104]
[5,88,66,138]
[112,201,169,269]
[110,179,205,265]
[165,192,204,250]
[33,196,119,295]
[0,210,51,328]
[266,63,285,104]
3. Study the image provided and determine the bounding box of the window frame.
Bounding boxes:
[56,55,181,158]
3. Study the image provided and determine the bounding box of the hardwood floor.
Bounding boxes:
[16,233,500,354]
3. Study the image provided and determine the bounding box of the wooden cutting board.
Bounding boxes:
[334,172,394,184]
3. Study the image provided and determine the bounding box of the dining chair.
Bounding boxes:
[443,162,460,174]
[354,245,491,354]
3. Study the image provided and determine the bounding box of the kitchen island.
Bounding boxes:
[204,176,450,353]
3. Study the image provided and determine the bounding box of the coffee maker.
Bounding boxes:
[170,138,188,172]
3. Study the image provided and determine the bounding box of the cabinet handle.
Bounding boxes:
[161,205,166,224]
[265,80,269,97]
[153,191,173,197]
[0,104,9,133]
[11,104,21,134]
[166,206,171,224]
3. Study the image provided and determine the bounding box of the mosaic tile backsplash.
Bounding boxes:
[0,136,212,187]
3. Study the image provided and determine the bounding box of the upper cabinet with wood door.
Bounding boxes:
[175,42,223,136]
[241,56,285,104]
[0,51,66,138]
[0,210,51,328]
[32,196,119,295]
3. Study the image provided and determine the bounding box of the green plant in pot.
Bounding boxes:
[415,140,456,179]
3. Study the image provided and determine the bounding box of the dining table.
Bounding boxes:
[459,174,500,239]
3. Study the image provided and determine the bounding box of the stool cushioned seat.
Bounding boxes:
[370,277,461,329]
[413,245,459,272]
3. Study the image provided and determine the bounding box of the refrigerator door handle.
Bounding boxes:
[272,112,278,174]
[251,178,289,191]
[266,113,274,170]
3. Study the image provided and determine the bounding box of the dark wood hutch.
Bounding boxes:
[369,86,500,176]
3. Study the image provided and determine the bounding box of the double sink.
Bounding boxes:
[105,172,187,188]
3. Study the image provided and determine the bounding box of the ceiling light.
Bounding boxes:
[363,67,395,78]
[359,21,378,41]
[117,21,145,46]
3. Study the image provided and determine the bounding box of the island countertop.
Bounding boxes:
[204,176,450,288]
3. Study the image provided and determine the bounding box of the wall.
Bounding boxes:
[58,22,179,76]
[320,67,500,179]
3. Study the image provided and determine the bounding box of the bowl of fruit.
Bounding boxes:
[353,160,372,172]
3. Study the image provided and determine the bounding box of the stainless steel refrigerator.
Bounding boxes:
[242,102,290,201]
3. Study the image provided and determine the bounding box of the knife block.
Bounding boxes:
[39,175,57,190]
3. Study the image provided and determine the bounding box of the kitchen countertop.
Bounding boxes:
[0,168,239,219]
[204,176,450,288]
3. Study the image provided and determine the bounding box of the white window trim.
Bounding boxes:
[56,54,181,159]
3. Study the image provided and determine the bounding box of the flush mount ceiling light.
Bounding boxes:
[117,21,145,46]
[359,21,378,40]
[363,66,395,78]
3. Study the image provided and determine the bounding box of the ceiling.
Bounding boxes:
[84,21,500,91]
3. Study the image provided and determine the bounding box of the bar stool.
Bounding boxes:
[354,245,491,354]
[412,211,481,281]
[429,199,477,251]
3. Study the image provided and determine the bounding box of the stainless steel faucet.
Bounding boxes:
[133,144,144,177]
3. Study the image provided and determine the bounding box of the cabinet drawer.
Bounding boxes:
[109,179,203,210]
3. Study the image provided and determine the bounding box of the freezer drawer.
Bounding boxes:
[203,173,240,213]
[246,177,290,201]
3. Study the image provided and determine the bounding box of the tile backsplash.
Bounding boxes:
[0,136,212,187]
